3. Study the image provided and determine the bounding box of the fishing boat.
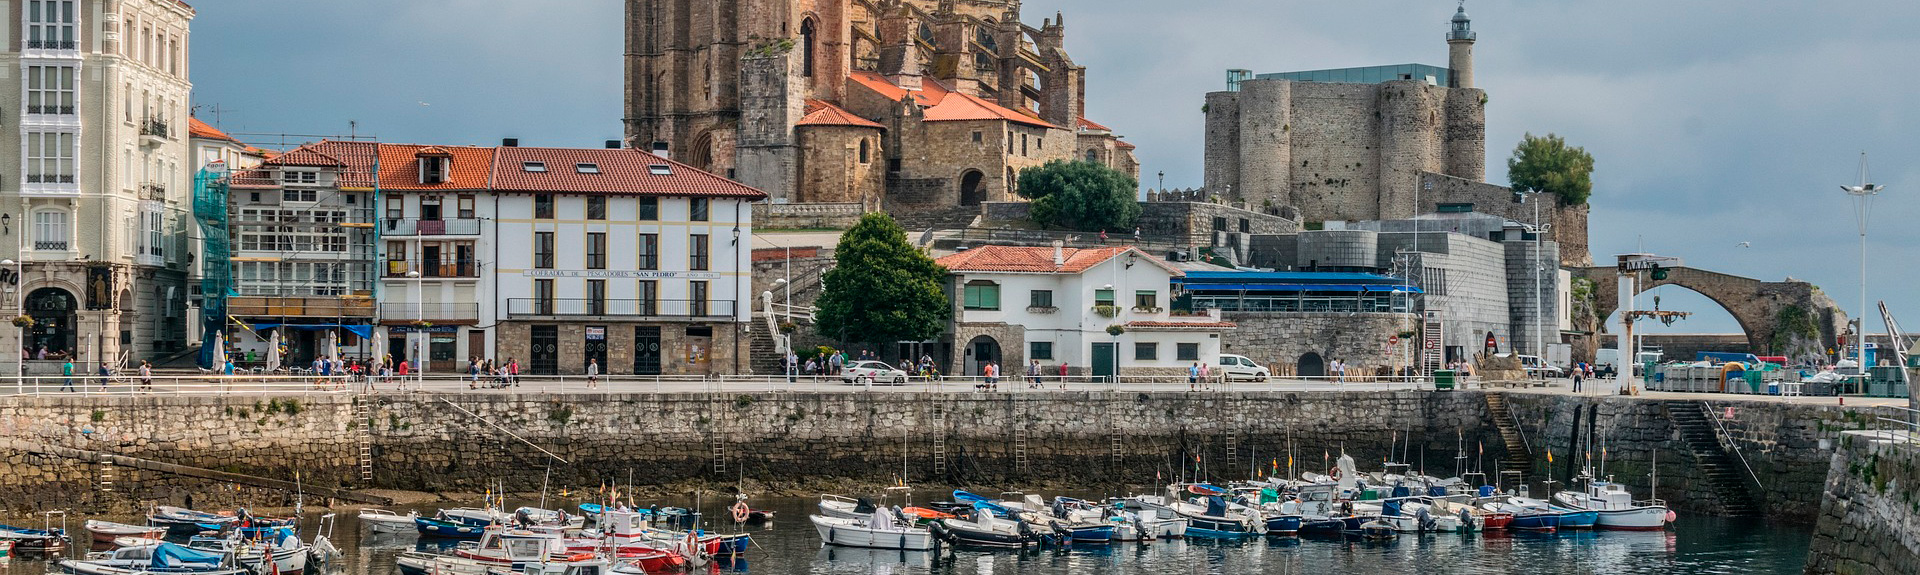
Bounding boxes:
[414,515,488,539]
[1552,480,1674,531]
[147,507,238,535]
[57,542,249,575]
[811,511,934,550]
[817,494,878,521]
[85,521,166,545]
[438,507,510,528]
[0,523,70,553]
[1107,497,1189,539]
[355,509,420,534]
[394,551,494,575]
[927,509,1039,549]
[1162,485,1263,538]
[186,533,311,575]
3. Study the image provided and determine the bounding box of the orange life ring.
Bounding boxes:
[731,501,750,523]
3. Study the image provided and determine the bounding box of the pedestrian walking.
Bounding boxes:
[1027,359,1041,389]
[1572,361,1586,393]
[60,358,74,391]
[140,360,153,391]
[586,358,600,389]
[1188,362,1200,391]
[98,361,111,391]
[1199,363,1213,390]
[785,350,799,383]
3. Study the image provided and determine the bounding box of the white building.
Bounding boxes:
[934,245,1235,378]
[1,0,195,368]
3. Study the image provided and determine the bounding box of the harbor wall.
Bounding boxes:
[0,390,1888,525]
[1804,430,1920,575]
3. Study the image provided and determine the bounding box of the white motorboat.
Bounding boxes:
[1552,480,1673,531]
[58,542,249,575]
[355,509,419,534]
[86,521,168,545]
[817,494,877,521]
[811,511,934,550]
[186,534,311,575]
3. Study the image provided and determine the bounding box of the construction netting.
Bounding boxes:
[193,163,231,368]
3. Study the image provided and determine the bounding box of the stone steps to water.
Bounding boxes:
[1663,400,1763,517]
[1485,394,1534,480]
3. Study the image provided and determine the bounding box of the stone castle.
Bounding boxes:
[624,0,1138,218]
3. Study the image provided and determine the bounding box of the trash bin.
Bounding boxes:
[1434,370,1456,391]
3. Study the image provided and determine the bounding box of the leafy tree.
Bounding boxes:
[1016,160,1141,232]
[814,212,951,347]
[1507,133,1596,205]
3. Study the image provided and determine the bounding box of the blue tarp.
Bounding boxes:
[151,542,225,569]
[250,323,374,339]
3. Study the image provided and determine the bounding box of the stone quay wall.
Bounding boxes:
[0,390,1894,526]
[1805,431,1920,575]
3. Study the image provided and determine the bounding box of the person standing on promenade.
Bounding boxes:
[586,358,601,389]
[140,361,153,391]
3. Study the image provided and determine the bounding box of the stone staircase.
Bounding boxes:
[1663,400,1763,516]
[748,329,780,376]
[1485,393,1534,479]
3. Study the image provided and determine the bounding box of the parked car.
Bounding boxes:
[1517,354,1564,378]
[842,360,908,384]
[1217,354,1271,381]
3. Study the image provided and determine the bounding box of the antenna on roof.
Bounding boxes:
[349,120,358,139]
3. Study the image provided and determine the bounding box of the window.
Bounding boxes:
[457,195,475,219]
[24,131,75,183]
[586,196,606,220]
[533,232,555,269]
[586,280,607,315]
[1085,149,1099,163]
[971,131,983,143]
[690,198,709,221]
[418,157,446,184]
[26,66,75,114]
[533,279,554,315]
[281,170,318,184]
[1134,342,1158,361]
[575,163,600,174]
[386,241,407,276]
[386,195,404,219]
[962,281,1000,310]
[637,233,659,270]
[1030,342,1054,360]
[858,139,870,164]
[690,281,710,316]
[637,280,658,315]
[1094,289,1115,306]
[689,234,710,270]
[586,232,607,269]
[26,0,77,50]
[534,195,554,219]
[1240,218,1251,233]
[1135,290,1158,310]
[1177,343,1200,361]
[1029,289,1053,309]
[32,210,67,250]
[648,164,672,175]
[522,161,547,172]
[638,197,659,220]
[799,18,816,77]
[1021,134,1028,155]
[419,196,443,220]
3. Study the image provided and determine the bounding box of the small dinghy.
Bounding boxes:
[0,523,69,554]
[355,509,419,534]
[86,521,166,545]
[148,507,237,535]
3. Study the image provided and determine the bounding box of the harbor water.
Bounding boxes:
[12,497,1812,575]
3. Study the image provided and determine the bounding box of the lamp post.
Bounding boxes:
[407,270,423,384]
[1842,154,1884,374]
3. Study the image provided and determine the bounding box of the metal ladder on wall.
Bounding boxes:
[98,456,116,493]
[711,434,727,476]
[1110,433,1123,469]
[1013,427,1029,473]
[932,406,947,476]
[354,395,374,482]
[1224,435,1238,478]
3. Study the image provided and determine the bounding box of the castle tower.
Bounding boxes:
[1447,2,1476,89]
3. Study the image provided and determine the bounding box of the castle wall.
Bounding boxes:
[796,125,884,204]
[1283,81,1384,221]
[1415,171,1591,267]
[736,53,804,200]
[1202,91,1242,203]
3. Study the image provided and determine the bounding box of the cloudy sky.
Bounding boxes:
[189,0,1919,336]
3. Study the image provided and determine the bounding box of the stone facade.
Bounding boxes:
[1806,430,1920,575]
[1221,312,1419,377]
[495,321,745,376]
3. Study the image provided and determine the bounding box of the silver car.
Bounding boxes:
[841,360,908,384]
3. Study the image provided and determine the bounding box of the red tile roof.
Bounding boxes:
[230,140,378,188]
[1077,117,1111,131]
[935,245,1181,275]
[377,143,495,191]
[798,100,885,129]
[849,71,911,102]
[489,147,768,199]
[1115,140,1136,150]
[923,91,1055,128]
[188,117,238,142]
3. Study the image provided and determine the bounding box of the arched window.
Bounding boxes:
[800,18,817,78]
[1085,149,1100,164]
[858,138,870,164]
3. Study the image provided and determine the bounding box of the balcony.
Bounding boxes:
[25,174,76,184]
[506,298,735,320]
[141,182,167,201]
[378,302,480,322]
[382,218,482,236]
[33,240,68,251]
[228,296,377,319]
[27,39,77,50]
[26,104,74,115]
[140,119,169,146]
[385,260,478,279]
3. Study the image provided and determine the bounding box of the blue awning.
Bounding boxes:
[250,323,375,339]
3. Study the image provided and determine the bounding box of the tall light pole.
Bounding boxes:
[3,258,18,381]
[1842,153,1884,373]
[407,269,423,383]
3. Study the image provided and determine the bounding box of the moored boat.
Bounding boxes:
[147,507,237,535]
[1553,480,1672,531]
[811,512,934,550]
[85,521,166,545]
[57,541,248,575]
[0,523,70,553]
[355,509,419,534]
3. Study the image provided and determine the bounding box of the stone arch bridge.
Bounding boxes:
[1572,265,1848,359]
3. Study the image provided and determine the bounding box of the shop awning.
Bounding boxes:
[248,323,374,339]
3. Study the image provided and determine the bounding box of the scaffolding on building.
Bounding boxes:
[192,163,232,368]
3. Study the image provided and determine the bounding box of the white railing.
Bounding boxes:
[1,375,357,396]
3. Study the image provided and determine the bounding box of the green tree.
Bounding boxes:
[814,212,952,347]
[1016,160,1141,232]
[1507,133,1596,205]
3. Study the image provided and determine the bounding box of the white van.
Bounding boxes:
[1217,354,1271,381]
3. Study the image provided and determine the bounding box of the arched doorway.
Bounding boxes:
[965,334,1001,376]
[959,169,986,206]
[24,287,77,356]
[1297,352,1325,378]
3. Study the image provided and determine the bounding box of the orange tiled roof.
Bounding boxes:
[923,91,1055,128]
[798,100,885,129]
[935,245,1181,275]
[1077,117,1111,131]
[1115,140,1136,150]
[490,147,768,199]
[377,143,495,190]
[188,117,238,142]
[230,140,378,188]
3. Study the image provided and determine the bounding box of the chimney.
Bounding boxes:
[605,140,622,149]
[501,138,519,147]
[650,141,671,161]
[1051,240,1064,266]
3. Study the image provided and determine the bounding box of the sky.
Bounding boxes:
[186,0,1920,336]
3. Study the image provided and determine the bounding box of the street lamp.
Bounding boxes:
[1842,153,1884,374]
[407,270,423,384]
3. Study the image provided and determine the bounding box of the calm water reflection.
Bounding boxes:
[8,497,1811,575]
